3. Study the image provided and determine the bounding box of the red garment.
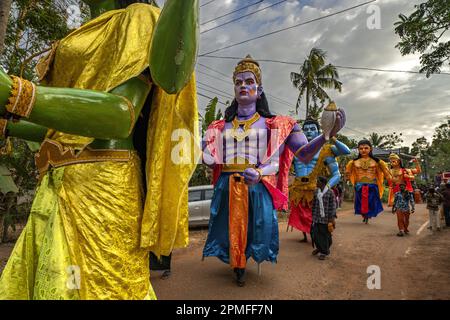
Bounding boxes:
[288,201,312,234]
[361,185,369,214]
[390,169,414,193]
[206,116,296,210]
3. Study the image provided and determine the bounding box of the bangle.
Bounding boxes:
[5,75,37,118]
[0,119,7,139]
[256,168,263,181]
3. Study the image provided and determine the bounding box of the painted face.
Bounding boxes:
[303,123,320,141]
[358,144,372,157]
[390,158,400,167]
[233,72,261,105]
[400,184,406,191]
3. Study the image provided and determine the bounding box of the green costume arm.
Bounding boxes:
[6,120,48,143]
[0,69,151,140]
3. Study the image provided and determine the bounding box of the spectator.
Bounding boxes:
[442,182,450,227]
[424,187,444,232]
[392,183,415,237]
[311,176,337,260]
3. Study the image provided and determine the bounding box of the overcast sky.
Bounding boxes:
[156,0,450,148]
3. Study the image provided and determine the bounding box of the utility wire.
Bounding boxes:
[199,55,450,76]
[201,0,218,8]
[201,0,287,34]
[201,0,264,25]
[199,0,376,56]
[197,85,233,100]
[197,80,235,99]
[197,91,228,106]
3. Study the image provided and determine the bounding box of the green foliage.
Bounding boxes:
[189,164,212,187]
[364,131,404,149]
[200,96,222,134]
[336,133,357,149]
[290,47,342,119]
[1,0,76,79]
[0,138,37,242]
[410,118,450,182]
[394,0,450,77]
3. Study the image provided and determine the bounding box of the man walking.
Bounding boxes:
[311,176,337,260]
[442,182,450,228]
[392,183,415,236]
[424,187,444,232]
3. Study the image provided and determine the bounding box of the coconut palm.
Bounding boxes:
[290,47,342,119]
[367,132,389,149]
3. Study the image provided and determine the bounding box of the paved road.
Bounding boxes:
[151,203,450,300]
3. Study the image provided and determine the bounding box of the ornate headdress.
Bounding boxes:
[389,153,400,161]
[233,54,262,85]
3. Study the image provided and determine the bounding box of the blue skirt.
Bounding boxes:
[202,173,279,265]
[354,183,384,218]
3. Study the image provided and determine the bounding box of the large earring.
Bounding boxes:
[257,85,263,99]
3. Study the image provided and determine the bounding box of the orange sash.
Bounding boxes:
[228,174,249,269]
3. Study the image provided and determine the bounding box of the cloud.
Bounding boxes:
[191,0,450,147]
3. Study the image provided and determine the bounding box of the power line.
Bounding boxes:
[197,85,233,100]
[201,0,287,34]
[197,91,228,106]
[199,0,376,56]
[197,80,235,99]
[200,0,218,8]
[201,0,264,26]
[199,55,450,76]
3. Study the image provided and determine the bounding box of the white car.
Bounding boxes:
[188,185,214,227]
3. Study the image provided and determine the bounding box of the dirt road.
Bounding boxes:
[150,202,450,300]
[1,203,449,299]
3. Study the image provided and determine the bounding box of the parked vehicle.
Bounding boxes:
[188,185,214,227]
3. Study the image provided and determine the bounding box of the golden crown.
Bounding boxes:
[389,153,400,160]
[233,54,262,85]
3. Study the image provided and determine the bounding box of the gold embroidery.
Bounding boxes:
[35,139,132,179]
[230,112,260,142]
[6,76,36,118]
[359,159,371,170]
[0,119,7,139]
[289,144,333,206]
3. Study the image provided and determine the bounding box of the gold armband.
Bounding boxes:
[5,75,37,118]
[0,119,7,139]
[256,168,263,180]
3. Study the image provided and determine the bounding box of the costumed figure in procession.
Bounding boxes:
[0,0,199,300]
[202,55,346,286]
[387,153,421,206]
[345,140,392,224]
[288,111,350,242]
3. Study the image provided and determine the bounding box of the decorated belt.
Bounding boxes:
[35,139,132,178]
[222,163,256,172]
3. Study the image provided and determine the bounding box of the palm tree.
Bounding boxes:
[367,132,389,149]
[290,48,342,119]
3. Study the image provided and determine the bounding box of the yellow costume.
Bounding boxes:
[0,4,198,299]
